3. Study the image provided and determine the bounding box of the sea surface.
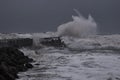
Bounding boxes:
[14,33,120,80]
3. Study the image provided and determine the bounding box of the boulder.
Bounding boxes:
[0,47,33,80]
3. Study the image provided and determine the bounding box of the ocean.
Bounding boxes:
[7,33,119,80]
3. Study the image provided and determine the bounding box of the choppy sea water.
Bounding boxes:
[17,34,120,80]
[18,48,120,80]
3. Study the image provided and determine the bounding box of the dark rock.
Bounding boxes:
[34,63,40,65]
[0,47,34,80]
[17,64,28,72]
[0,62,15,80]
[0,75,6,80]
[25,63,33,68]
[40,37,66,47]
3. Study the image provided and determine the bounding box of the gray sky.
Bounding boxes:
[0,0,120,34]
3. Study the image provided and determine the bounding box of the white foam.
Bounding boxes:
[57,10,97,38]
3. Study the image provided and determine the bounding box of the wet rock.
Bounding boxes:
[40,37,66,47]
[0,75,6,80]
[34,63,40,65]
[25,63,33,68]
[0,47,34,80]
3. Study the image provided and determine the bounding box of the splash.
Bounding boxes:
[57,9,97,38]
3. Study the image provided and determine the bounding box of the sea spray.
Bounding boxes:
[32,33,51,47]
[32,33,57,47]
[57,9,97,38]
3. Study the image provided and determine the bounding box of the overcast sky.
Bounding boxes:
[0,0,120,34]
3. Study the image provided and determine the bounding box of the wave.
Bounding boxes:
[57,9,97,38]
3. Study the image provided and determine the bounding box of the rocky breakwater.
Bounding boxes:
[0,47,33,80]
[0,38,33,48]
[40,37,66,47]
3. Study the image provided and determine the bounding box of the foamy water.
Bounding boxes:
[18,47,120,80]
[16,34,120,80]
